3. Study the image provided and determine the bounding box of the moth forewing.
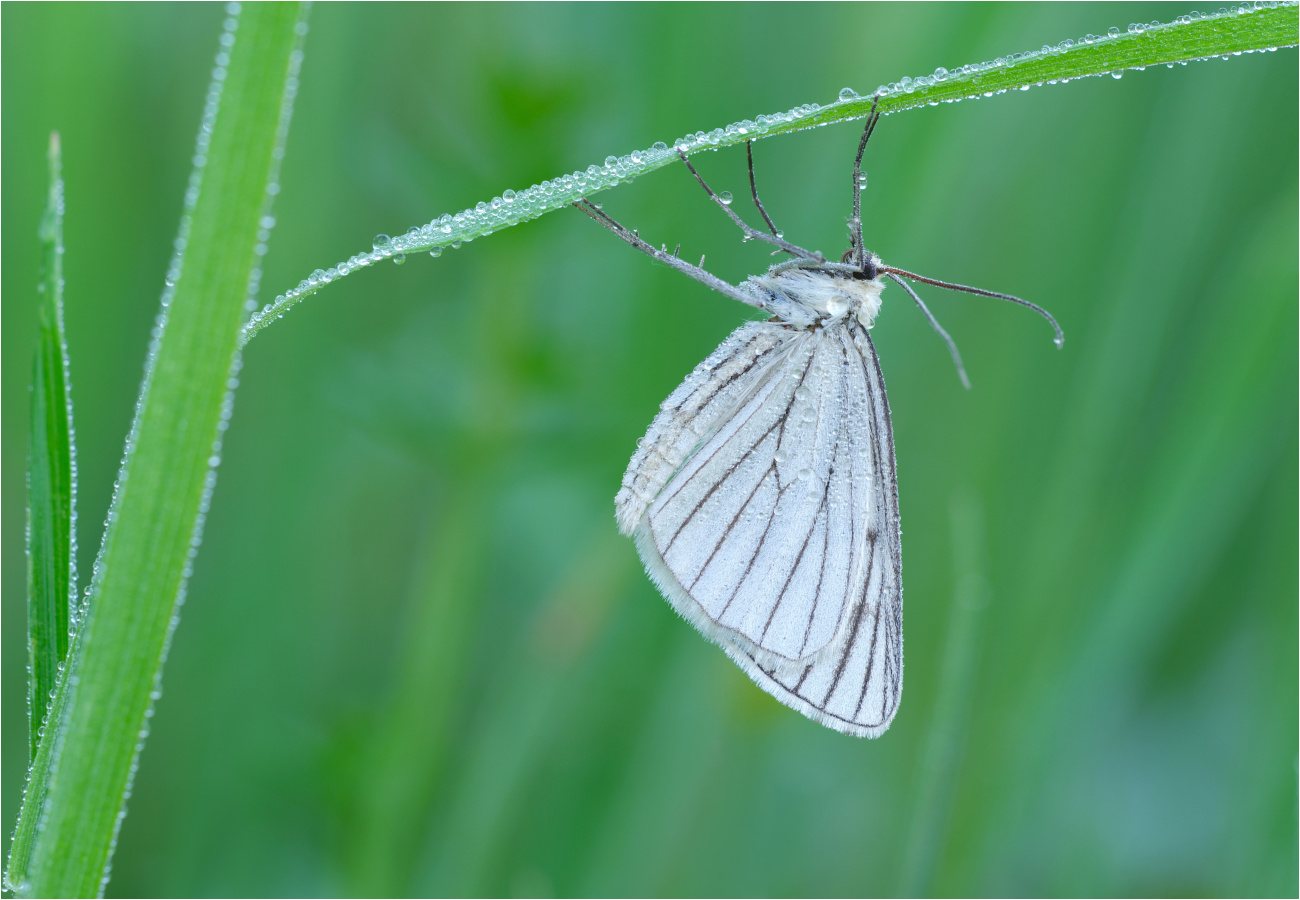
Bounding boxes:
[618,267,903,737]
[614,321,790,536]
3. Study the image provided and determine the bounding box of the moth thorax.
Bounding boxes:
[842,276,885,328]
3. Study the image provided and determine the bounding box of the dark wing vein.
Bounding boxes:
[797,471,833,657]
[653,340,808,515]
[668,336,783,418]
[760,487,829,642]
[818,542,875,709]
[686,462,775,592]
[663,413,783,552]
[719,478,802,618]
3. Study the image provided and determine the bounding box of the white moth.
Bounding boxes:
[577,103,1061,737]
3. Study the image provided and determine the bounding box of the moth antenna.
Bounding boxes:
[882,265,1064,348]
[885,272,971,390]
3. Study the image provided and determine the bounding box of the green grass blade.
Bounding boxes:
[239,2,1297,343]
[10,6,307,896]
[7,131,82,892]
[26,131,77,762]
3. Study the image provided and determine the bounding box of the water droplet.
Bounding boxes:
[429,247,443,258]
[652,141,667,152]
[1111,70,1124,79]
[372,234,391,251]
[503,189,516,203]
[838,87,859,101]
[719,190,733,205]
[774,449,788,465]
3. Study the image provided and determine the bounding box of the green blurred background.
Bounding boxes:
[3,4,1296,897]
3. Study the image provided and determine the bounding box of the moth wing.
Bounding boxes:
[743,327,902,737]
[615,320,797,535]
[620,321,902,737]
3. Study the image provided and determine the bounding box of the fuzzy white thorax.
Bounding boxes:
[747,265,885,330]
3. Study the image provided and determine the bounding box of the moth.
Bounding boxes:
[577,101,1061,736]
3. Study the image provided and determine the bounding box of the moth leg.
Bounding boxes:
[573,199,766,311]
[676,149,823,262]
[746,141,782,239]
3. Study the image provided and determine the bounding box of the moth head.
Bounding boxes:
[839,247,881,281]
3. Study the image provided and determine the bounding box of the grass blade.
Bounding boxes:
[8,5,308,896]
[239,3,1298,343]
[6,131,82,893]
[26,131,78,762]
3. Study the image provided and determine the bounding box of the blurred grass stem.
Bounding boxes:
[899,493,990,896]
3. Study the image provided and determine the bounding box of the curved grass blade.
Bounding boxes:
[240,2,1297,344]
[6,5,309,896]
